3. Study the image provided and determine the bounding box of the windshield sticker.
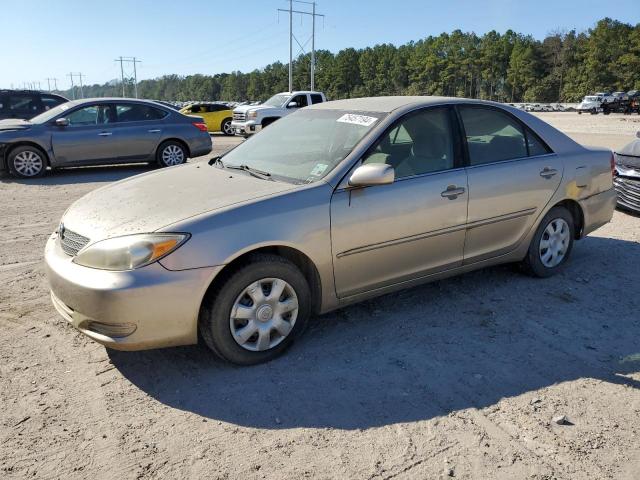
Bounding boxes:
[337,113,378,127]
[59,105,69,111]
[310,163,329,176]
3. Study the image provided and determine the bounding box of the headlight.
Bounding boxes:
[73,233,189,271]
[247,110,257,119]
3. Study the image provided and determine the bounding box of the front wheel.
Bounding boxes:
[521,206,574,278]
[156,140,187,167]
[199,254,311,365]
[8,146,47,178]
[221,118,234,136]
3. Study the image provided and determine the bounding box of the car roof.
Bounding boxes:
[307,96,508,113]
[61,97,169,108]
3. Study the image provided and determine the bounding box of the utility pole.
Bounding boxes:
[115,56,142,98]
[67,73,75,99]
[46,78,58,91]
[278,1,324,92]
[76,73,84,98]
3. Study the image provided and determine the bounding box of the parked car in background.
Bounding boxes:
[231,91,327,136]
[180,103,234,135]
[614,131,640,213]
[595,92,615,104]
[45,96,616,365]
[0,98,212,178]
[0,90,68,120]
[577,95,603,114]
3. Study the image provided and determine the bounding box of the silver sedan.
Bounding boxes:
[45,96,616,365]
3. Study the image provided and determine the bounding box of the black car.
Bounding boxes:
[614,132,640,213]
[0,90,68,121]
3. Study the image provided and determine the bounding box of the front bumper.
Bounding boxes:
[45,233,220,350]
[231,120,261,136]
[614,175,640,212]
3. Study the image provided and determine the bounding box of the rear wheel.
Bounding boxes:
[199,254,311,365]
[522,206,574,278]
[8,145,46,178]
[221,118,234,136]
[156,140,187,167]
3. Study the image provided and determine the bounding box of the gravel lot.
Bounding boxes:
[1,113,639,479]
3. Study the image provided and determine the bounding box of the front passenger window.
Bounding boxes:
[362,107,455,179]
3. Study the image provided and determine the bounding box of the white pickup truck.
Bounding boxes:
[231,91,326,136]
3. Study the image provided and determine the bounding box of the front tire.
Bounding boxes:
[522,206,574,278]
[8,145,47,178]
[156,140,187,167]
[221,118,234,136]
[199,254,311,365]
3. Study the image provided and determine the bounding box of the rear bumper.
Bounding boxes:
[189,134,213,158]
[614,176,640,213]
[579,188,616,236]
[45,232,219,350]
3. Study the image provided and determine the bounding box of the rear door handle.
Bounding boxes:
[98,131,112,136]
[148,129,161,133]
[441,185,466,199]
[540,167,558,178]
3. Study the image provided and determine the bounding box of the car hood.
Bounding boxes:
[0,119,32,131]
[61,163,297,241]
[234,104,280,114]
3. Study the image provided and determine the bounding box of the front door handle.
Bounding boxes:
[148,129,161,133]
[540,167,558,178]
[441,185,466,199]
[98,131,112,136]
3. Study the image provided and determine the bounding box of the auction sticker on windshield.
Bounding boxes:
[336,113,378,127]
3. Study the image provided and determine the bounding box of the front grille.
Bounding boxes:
[233,112,246,121]
[614,175,640,212]
[60,228,90,256]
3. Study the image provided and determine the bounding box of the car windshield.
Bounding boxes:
[584,96,598,101]
[263,94,289,107]
[221,109,384,183]
[30,103,72,124]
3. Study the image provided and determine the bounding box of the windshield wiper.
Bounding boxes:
[225,164,273,180]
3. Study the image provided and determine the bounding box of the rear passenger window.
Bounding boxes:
[116,104,167,122]
[310,94,323,104]
[460,107,528,165]
[7,95,40,117]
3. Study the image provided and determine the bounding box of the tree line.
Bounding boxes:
[60,18,639,103]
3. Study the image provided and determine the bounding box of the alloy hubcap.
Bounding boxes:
[14,151,43,176]
[223,121,233,134]
[162,145,184,166]
[229,278,299,352]
[539,218,570,268]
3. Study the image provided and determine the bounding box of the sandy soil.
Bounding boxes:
[1,115,639,480]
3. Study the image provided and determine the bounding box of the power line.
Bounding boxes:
[115,56,142,98]
[277,1,324,92]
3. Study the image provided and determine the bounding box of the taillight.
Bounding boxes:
[610,152,616,177]
[192,122,208,132]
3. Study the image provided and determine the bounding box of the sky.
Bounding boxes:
[1,0,639,90]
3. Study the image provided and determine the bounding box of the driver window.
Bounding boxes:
[363,107,454,179]
[289,95,308,108]
[66,106,99,126]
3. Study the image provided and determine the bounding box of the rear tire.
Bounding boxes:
[221,118,234,136]
[156,140,187,167]
[199,254,311,365]
[521,206,575,278]
[8,145,47,178]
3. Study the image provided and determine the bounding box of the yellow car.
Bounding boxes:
[180,103,234,135]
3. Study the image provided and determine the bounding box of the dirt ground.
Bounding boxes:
[1,113,639,480]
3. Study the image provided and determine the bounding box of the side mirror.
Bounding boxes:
[636,131,640,139]
[55,118,69,127]
[349,163,395,187]
[287,102,299,109]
